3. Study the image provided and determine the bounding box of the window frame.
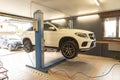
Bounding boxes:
[44,23,55,31]
[102,17,120,40]
[100,10,120,40]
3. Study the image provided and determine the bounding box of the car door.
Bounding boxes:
[44,23,59,47]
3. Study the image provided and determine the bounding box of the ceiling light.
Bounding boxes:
[77,14,99,21]
[94,0,100,6]
[51,19,66,23]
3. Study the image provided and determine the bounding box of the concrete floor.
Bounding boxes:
[0,49,120,80]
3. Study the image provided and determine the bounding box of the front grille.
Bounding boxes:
[89,34,94,40]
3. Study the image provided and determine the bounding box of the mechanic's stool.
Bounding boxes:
[0,60,8,80]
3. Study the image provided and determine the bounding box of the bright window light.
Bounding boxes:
[104,18,116,37]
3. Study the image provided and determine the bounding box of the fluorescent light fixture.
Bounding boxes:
[94,0,100,6]
[77,14,99,21]
[51,19,66,23]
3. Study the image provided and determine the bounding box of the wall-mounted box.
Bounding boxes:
[108,44,120,51]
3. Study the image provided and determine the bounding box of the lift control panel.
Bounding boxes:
[33,20,38,31]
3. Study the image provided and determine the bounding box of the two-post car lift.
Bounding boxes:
[27,10,66,73]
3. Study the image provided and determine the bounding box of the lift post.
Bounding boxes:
[33,10,47,72]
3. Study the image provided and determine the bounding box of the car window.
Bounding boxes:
[44,24,54,31]
[26,23,55,31]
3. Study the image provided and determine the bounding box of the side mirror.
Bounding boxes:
[49,27,56,31]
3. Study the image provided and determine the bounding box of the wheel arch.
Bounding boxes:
[59,37,79,48]
[23,38,32,45]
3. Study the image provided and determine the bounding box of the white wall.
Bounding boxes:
[0,0,31,17]
[0,0,66,20]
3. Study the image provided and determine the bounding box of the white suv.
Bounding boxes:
[22,22,96,59]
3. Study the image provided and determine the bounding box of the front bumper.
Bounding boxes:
[76,37,96,51]
[80,41,96,51]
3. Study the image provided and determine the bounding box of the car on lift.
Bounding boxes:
[0,35,22,51]
[22,22,96,59]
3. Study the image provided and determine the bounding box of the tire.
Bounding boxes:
[60,41,79,59]
[23,39,32,53]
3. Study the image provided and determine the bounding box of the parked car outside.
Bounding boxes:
[0,35,22,51]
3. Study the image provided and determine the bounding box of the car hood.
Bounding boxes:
[59,29,93,33]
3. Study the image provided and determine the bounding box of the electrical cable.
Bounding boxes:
[49,63,120,80]
[24,47,120,79]
[25,49,120,79]
[71,63,120,79]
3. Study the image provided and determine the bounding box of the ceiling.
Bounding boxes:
[32,0,120,20]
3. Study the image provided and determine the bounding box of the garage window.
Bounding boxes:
[0,16,33,32]
[104,17,117,38]
[100,10,120,40]
[119,17,120,37]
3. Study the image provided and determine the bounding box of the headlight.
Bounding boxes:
[75,32,88,38]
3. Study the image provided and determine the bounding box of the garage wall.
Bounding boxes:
[73,14,120,59]
[0,0,65,20]
[73,14,101,40]
[0,0,54,19]
[0,0,31,17]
